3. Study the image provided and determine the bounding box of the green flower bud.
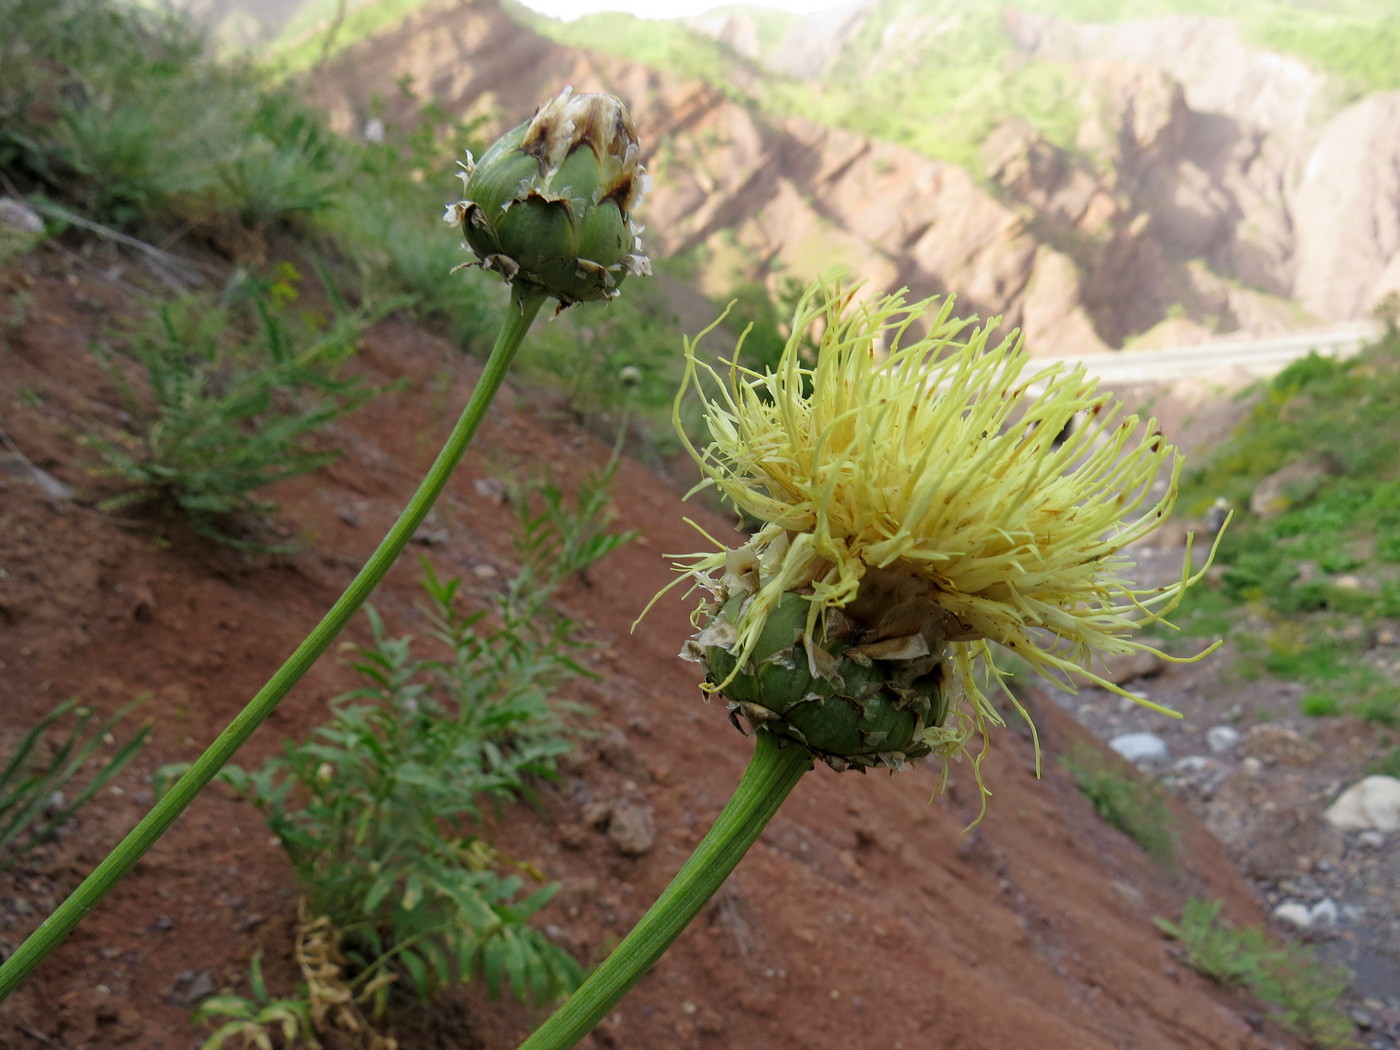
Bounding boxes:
[444,87,651,307]
[689,591,948,772]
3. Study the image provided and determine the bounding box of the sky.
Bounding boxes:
[514,0,849,21]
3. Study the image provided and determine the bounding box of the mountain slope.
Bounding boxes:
[301,0,1400,356]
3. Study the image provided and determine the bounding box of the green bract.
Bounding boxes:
[696,591,946,772]
[445,88,651,307]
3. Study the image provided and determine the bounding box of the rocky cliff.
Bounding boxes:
[303,0,1400,355]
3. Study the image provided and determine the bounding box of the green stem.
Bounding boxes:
[517,729,812,1050]
[0,286,547,1000]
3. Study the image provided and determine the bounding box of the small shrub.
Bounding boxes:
[222,564,586,1007]
[221,469,630,1009]
[1155,898,1274,986]
[1,697,150,870]
[83,277,382,546]
[1156,898,1355,1049]
[1299,693,1341,718]
[1060,745,1176,866]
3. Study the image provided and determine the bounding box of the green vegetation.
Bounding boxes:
[221,561,586,1010]
[82,270,384,547]
[505,0,1400,176]
[1,0,737,506]
[1170,336,1400,725]
[193,953,318,1050]
[1060,745,1176,866]
[217,461,630,1017]
[1,698,150,871]
[1156,898,1355,1049]
[1367,747,1400,778]
[1249,6,1400,98]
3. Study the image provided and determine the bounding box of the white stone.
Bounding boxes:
[1206,725,1242,754]
[1309,899,1338,926]
[1324,775,1400,832]
[1109,732,1170,765]
[1174,755,1212,773]
[1272,901,1313,929]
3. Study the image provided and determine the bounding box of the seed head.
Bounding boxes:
[445,87,651,307]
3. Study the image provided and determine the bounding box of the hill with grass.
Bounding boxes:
[210,0,1400,360]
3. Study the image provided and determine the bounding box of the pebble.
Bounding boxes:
[1273,901,1313,928]
[1110,732,1170,765]
[606,801,656,857]
[1310,898,1339,926]
[1206,725,1242,753]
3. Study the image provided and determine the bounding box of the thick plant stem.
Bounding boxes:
[517,729,813,1050]
[0,286,547,1000]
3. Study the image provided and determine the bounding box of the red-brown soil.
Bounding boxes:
[0,241,1305,1050]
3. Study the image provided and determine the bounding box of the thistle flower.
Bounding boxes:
[444,87,651,307]
[661,282,1217,791]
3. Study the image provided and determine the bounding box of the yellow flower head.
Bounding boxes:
[661,281,1216,796]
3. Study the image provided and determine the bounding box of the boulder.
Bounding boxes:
[1324,775,1400,833]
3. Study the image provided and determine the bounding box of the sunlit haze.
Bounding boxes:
[515,0,849,21]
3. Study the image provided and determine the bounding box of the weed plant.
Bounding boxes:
[1156,898,1355,1049]
[0,698,150,871]
[193,952,316,1050]
[219,462,632,1014]
[82,271,383,546]
[1061,745,1176,866]
[222,560,586,1008]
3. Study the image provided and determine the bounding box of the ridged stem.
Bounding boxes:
[0,285,547,999]
[516,729,813,1050]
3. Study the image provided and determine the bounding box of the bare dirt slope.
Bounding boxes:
[0,242,1306,1050]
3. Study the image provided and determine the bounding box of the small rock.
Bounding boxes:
[473,477,509,503]
[1173,755,1212,774]
[336,508,360,528]
[0,197,44,235]
[606,801,656,857]
[1324,776,1400,832]
[581,800,614,828]
[1109,732,1169,765]
[1357,830,1387,849]
[168,969,216,1005]
[0,453,75,501]
[1206,725,1242,754]
[1273,901,1313,929]
[1242,724,1321,767]
[1309,898,1338,926]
